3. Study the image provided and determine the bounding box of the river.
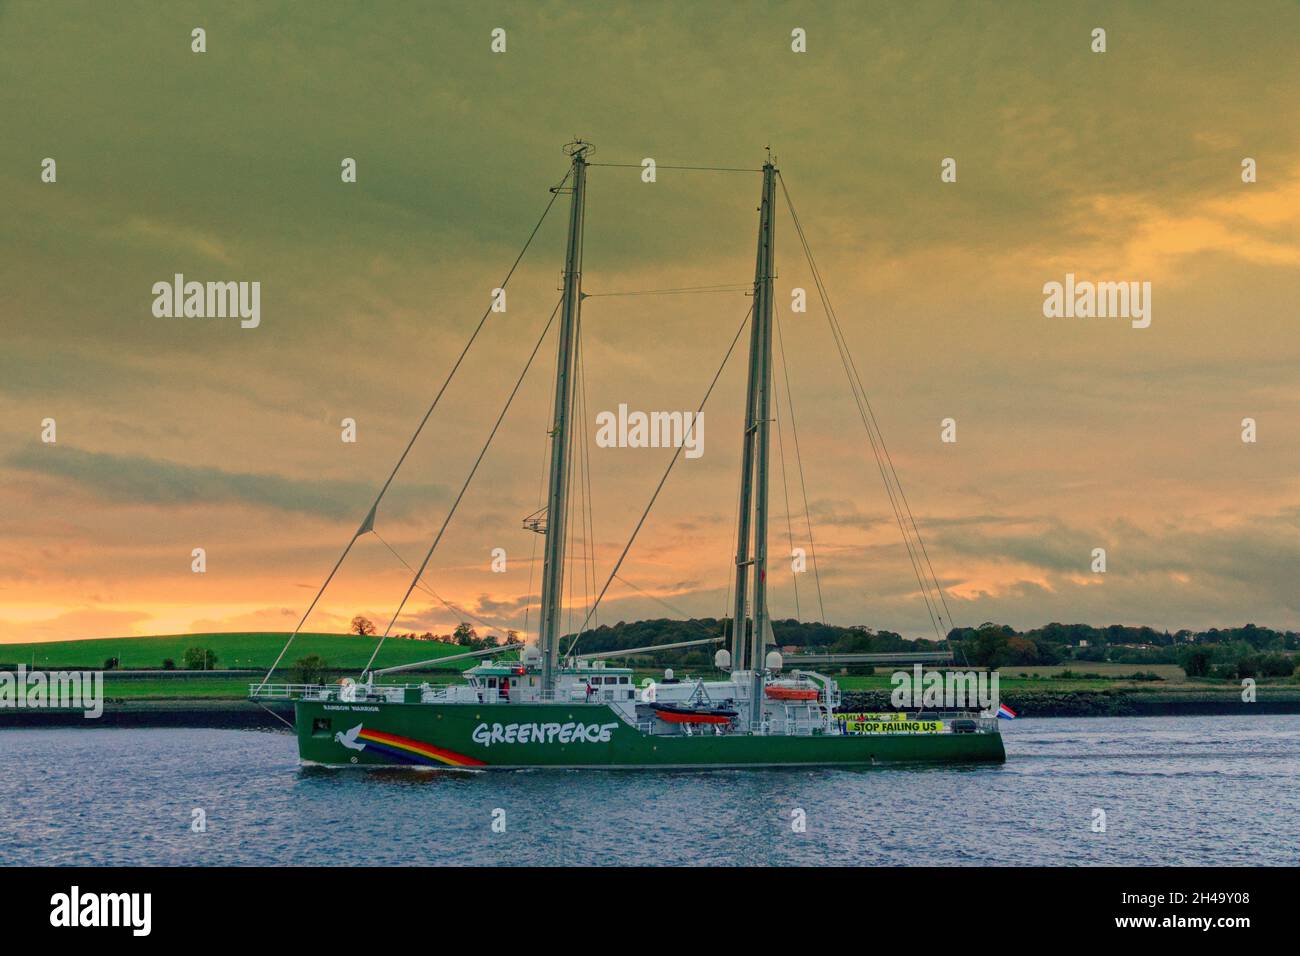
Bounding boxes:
[1,715,1295,866]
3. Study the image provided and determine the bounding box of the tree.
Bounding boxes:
[453,622,478,647]
[1258,654,1295,677]
[351,616,376,637]
[291,655,329,684]
[103,656,119,671]
[1236,653,1294,679]
[830,628,875,654]
[183,646,218,670]
[962,624,1013,668]
[1177,647,1212,678]
[162,658,176,670]
[1003,636,1039,666]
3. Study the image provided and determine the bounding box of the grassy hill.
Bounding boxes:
[0,632,481,671]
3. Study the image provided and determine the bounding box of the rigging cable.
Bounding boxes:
[783,187,942,638]
[721,444,744,646]
[254,700,295,730]
[558,317,586,657]
[612,574,695,621]
[778,173,954,641]
[362,296,563,676]
[587,162,763,173]
[522,310,563,641]
[577,321,592,635]
[577,325,600,631]
[371,529,510,637]
[561,303,754,665]
[583,283,751,298]
[255,169,572,692]
[772,352,802,621]
[774,306,827,622]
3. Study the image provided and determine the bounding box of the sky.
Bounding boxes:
[2,1,1299,644]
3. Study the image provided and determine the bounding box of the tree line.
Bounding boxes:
[555,617,1298,676]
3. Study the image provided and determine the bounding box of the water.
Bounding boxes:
[1,716,1296,866]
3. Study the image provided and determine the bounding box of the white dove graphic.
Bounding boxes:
[334,723,366,751]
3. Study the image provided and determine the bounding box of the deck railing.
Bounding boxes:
[249,682,438,702]
[250,685,1002,734]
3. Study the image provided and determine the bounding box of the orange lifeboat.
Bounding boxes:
[765,683,818,701]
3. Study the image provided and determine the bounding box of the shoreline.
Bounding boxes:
[3,690,1300,729]
[0,700,295,730]
[841,689,1300,718]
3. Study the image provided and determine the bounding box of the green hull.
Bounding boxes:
[295,700,1005,769]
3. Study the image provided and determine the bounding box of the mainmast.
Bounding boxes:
[537,140,591,694]
[732,156,777,727]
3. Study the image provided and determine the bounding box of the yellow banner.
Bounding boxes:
[837,712,905,723]
[843,719,944,734]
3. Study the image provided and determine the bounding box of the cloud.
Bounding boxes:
[7,445,443,521]
[0,608,150,643]
[116,217,234,265]
[188,607,299,632]
[1054,170,1300,283]
[926,508,1300,622]
[3,3,1300,639]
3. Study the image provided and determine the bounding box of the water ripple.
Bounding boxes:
[0,716,1296,866]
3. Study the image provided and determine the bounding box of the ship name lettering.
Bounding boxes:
[472,721,620,748]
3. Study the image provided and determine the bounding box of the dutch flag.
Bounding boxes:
[996,703,1017,719]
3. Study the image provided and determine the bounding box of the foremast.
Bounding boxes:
[538,141,591,694]
[731,157,778,729]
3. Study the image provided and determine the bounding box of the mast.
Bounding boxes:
[538,140,590,694]
[749,159,777,726]
[730,176,764,669]
[733,156,777,726]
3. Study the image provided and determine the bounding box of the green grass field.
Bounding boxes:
[6,633,1295,705]
[1001,663,1187,681]
[0,632,481,671]
[102,677,258,700]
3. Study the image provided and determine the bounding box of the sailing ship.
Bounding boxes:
[252,141,1005,768]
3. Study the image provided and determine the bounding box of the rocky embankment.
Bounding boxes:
[0,700,294,729]
[839,688,1300,717]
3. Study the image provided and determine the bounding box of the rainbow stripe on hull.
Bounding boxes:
[355,728,486,768]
